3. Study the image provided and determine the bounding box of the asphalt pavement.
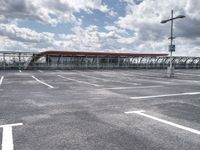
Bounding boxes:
[0,69,200,150]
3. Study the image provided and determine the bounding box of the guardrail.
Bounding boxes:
[0,52,200,70]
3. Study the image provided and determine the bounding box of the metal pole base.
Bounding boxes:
[167,66,174,78]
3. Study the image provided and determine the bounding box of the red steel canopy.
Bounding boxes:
[29,50,168,64]
[35,50,168,56]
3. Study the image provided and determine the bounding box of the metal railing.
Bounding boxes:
[0,52,200,70]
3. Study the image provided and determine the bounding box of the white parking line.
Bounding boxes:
[0,123,23,150]
[76,73,139,85]
[176,72,200,77]
[130,92,200,99]
[102,85,163,90]
[56,71,76,74]
[38,70,43,73]
[32,76,55,89]
[0,123,23,128]
[57,75,102,87]
[0,76,4,86]
[136,78,174,85]
[119,73,175,84]
[113,73,173,85]
[125,110,200,135]
[77,73,108,81]
[171,78,200,84]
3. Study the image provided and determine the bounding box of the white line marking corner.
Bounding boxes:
[0,123,23,128]
[0,123,23,150]
[125,110,200,135]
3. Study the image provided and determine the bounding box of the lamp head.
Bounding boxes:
[177,15,186,18]
[161,20,168,24]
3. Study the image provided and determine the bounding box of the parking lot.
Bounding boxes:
[0,69,200,150]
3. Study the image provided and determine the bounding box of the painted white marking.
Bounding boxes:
[130,92,200,99]
[38,70,43,73]
[113,72,173,85]
[0,123,23,150]
[78,73,108,81]
[57,75,101,87]
[119,73,131,76]
[2,127,13,150]
[76,73,139,85]
[125,110,200,135]
[0,76,4,86]
[136,78,173,84]
[176,72,200,77]
[32,76,54,89]
[19,70,22,73]
[0,123,23,128]
[171,78,200,84]
[119,72,173,84]
[99,72,168,85]
[102,85,162,90]
[57,71,76,74]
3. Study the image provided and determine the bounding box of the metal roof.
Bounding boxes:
[35,51,168,57]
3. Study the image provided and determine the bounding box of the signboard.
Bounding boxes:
[169,45,175,52]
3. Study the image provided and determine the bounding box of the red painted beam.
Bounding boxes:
[37,50,168,56]
[28,50,168,67]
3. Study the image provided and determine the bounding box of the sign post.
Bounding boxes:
[161,10,185,78]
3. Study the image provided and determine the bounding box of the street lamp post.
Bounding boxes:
[161,10,185,78]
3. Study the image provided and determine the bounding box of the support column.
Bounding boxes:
[117,56,120,68]
[85,56,88,69]
[97,56,99,69]
[3,53,5,70]
[61,55,64,70]
[18,52,21,70]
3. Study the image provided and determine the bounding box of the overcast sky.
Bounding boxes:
[0,0,199,56]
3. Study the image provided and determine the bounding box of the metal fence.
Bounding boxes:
[0,51,200,70]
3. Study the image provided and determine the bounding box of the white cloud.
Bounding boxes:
[108,10,118,17]
[0,24,54,43]
[0,22,166,54]
[185,0,200,20]
[62,0,109,13]
[0,24,56,51]
[0,0,200,56]
[104,25,128,35]
[0,0,110,25]
[53,25,136,53]
[116,0,200,56]
[105,25,118,31]
[0,23,130,52]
